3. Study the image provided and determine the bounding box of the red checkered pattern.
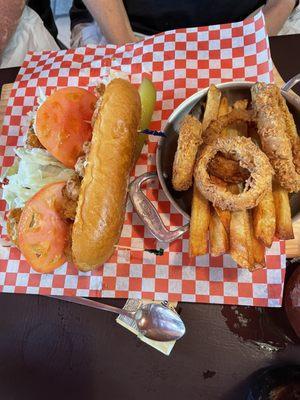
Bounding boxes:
[0,11,284,306]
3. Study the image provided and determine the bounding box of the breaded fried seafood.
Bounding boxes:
[251,82,300,193]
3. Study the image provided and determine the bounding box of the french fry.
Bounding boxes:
[230,210,254,269]
[273,181,294,240]
[189,85,219,256]
[209,209,229,256]
[250,211,266,270]
[218,96,230,136]
[209,175,231,233]
[252,239,266,270]
[229,185,254,269]
[202,85,222,131]
[230,211,254,269]
[253,189,276,248]
[215,208,231,234]
[245,211,255,267]
[189,186,210,256]
[226,98,248,137]
[218,97,229,117]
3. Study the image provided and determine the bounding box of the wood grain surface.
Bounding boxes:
[0,83,12,132]
[1,78,299,257]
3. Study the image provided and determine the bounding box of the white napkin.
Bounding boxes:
[0,6,59,69]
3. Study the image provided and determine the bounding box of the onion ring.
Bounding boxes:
[203,108,254,183]
[194,136,274,211]
[172,114,203,191]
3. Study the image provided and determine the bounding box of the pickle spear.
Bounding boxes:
[134,77,156,162]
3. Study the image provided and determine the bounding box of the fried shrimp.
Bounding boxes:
[251,82,300,193]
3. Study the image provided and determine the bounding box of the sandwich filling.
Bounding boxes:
[3,85,104,251]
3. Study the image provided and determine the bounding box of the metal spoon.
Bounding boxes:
[51,296,186,342]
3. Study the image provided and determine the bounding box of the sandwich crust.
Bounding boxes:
[72,79,141,271]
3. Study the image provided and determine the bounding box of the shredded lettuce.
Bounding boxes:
[37,87,47,106]
[2,88,74,209]
[2,147,75,209]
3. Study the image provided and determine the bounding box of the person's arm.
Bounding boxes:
[0,0,25,56]
[82,0,137,45]
[263,0,297,36]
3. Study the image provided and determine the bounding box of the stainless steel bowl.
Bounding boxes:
[129,74,300,243]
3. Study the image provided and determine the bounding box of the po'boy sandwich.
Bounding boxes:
[3,78,145,273]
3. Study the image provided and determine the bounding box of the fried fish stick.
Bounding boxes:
[172,114,203,191]
[253,189,276,248]
[277,93,300,174]
[229,185,254,269]
[209,208,229,256]
[189,186,210,256]
[251,83,300,192]
[273,181,294,240]
[202,84,222,131]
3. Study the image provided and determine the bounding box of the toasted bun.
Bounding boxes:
[72,79,141,271]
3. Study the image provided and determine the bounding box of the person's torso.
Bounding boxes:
[123,0,266,34]
[27,0,58,38]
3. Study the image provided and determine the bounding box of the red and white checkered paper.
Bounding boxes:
[0,11,285,307]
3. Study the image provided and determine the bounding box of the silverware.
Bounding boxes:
[51,296,185,342]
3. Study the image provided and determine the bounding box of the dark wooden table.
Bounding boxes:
[0,35,299,400]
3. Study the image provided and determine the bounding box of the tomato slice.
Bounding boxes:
[18,182,70,273]
[35,87,97,168]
